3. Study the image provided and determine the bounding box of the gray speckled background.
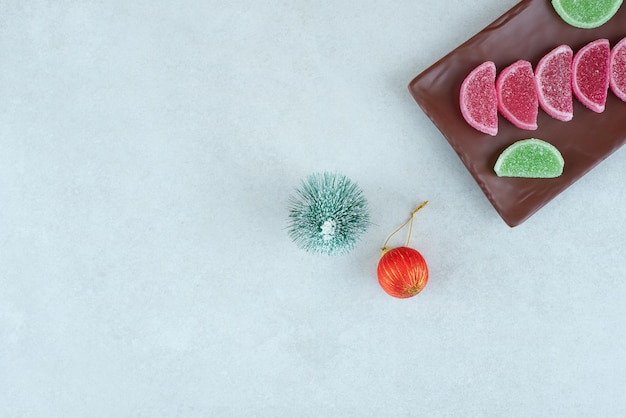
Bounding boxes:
[1,0,625,416]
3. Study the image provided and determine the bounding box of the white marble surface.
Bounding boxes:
[2,0,626,416]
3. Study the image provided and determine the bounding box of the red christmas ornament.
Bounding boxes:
[377,201,429,298]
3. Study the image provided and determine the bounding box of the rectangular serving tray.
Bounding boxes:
[409,0,626,226]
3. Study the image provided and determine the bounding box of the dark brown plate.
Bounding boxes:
[409,0,626,227]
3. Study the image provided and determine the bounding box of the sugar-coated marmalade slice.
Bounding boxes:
[535,45,574,121]
[459,61,498,136]
[551,0,623,29]
[494,138,564,178]
[572,39,611,113]
[610,36,626,102]
[496,60,538,130]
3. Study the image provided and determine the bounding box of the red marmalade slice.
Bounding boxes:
[572,38,610,113]
[496,60,538,130]
[610,36,626,102]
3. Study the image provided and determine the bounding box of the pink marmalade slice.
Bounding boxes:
[610,36,626,102]
[496,60,538,130]
[535,45,574,122]
[572,39,610,113]
[459,61,498,136]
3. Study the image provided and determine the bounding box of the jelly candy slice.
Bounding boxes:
[496,60,538,130]
[551,0,623,29]
[535,45,573,122]
[459,61,498,136]
[610,36,626,102]
[572,39,610,113]
[494,138,564,178]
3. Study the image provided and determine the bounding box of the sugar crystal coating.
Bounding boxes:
[460,61,498,136]
[572,39,610,113]
[496,60,538,130]
[610,37,626,102]
[494,138,564,178]
[535,45,573,121]
[552,0,623,29]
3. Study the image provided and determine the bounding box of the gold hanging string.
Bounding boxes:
[381,201,428,255]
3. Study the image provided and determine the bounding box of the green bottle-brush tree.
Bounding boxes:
[288,172,370,255]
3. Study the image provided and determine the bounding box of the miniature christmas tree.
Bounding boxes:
[288,172,370,255]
